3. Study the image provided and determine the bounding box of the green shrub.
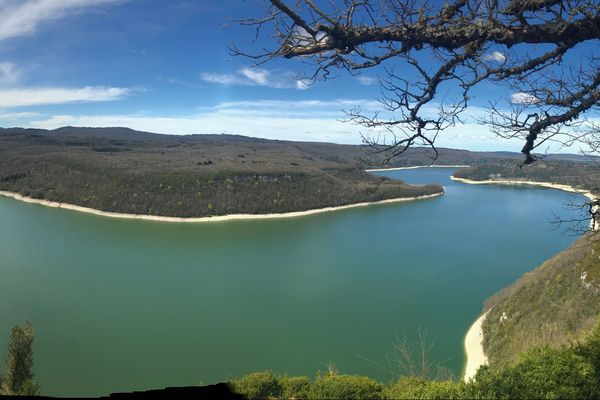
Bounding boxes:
[279,375,311,399]
[384,377,467,399]
[473,346,598,399]
[576,320,600,378]
[231,371,282,399]
[310,374,383,400]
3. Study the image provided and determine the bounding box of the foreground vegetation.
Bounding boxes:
[0,323,39,396]
[0,127,445,218]
[230,320,600,399]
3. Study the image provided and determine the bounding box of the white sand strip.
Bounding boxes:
[464,311,490,382]
[450,176,599,230]
[365,165,470,172]
[0,190,443,223]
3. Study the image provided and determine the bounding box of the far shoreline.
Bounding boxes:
[0,190,444,224]
[450,176,598,230]
[365,164,469,172]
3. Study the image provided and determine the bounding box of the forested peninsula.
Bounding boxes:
[0,127,445,219]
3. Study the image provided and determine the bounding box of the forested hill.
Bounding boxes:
[0,127,447,218]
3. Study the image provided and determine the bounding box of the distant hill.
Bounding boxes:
[0,126,445,218]
[1,126,592,166]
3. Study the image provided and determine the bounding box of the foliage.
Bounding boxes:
[472,346,598,399]
[384,377,467,399]
[230,371,282,400]
[0,128,444,218]
[0,322,39,396]
[279,376,311,400]
[309,374,383,400]
[379,327,454,381]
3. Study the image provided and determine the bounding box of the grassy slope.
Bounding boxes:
[0,127,445,218]
[481,228,600,370]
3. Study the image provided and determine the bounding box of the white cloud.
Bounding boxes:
[214,99,381,111]
[0,111,40,119]
[199,72,240,85]
[15,98,587,152]
[483,51,507,63]
[290,26,328,48]
[200,67,309,90]
[18,98,533,152]
[0,0,125,42]
[357,76,377,85]
[296,80,311,90]
[0,62,20,84]
[239,68,268,86]
[511,92,540,104]
[0,86,130,107]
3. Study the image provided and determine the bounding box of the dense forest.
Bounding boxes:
[0,127,446,218]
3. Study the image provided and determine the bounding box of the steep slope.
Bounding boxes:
[482,234,600,370]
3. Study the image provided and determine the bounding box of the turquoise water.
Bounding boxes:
[0,168,588,396]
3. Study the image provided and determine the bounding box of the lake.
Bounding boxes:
[0,167,588,396]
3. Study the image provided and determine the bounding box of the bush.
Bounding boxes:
[310,374,383,400]
[473,346,598,399]
[280,375,311,399]
[231,371,282,399]
[384,377,467,399]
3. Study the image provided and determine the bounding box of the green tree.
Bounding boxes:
[310,374,383,400]
[3,322,39,396]
[230,371,282,399]
[473,347,598,399]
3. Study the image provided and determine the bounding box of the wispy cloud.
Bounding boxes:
[357,75,377,85]
[0,86,130,107]
[0,62,20,84]
[21,98,529,152]
[200,67,310,90]
[0,0,125,42]
[214,99,381,111]
[483,51,507,63]
[511,92,539,104]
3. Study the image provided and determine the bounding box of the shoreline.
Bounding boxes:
[457,175,600,381]
[0,190,443,223]
[365,165,469,172]
[450,176,599,230]
[463,311,490,382]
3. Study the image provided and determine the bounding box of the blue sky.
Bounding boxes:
[0,0,589,152]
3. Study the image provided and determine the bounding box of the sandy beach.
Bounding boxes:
[463,311,490,382]
[0,190,443,223]
[365,165,469,172]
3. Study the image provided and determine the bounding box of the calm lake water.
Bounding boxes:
[0,168,589,396]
